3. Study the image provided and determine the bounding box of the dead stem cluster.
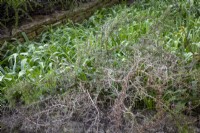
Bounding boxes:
[1,40,199,133]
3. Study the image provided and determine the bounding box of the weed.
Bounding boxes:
[0,0,199,132]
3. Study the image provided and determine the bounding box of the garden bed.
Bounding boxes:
[0,0,199,132]
[0,0,120,43]
[0,0,120,60]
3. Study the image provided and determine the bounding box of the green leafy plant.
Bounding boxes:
[0,1,199,132]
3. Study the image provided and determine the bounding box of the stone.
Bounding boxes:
[53,11,67,21]
[36,27,44,35]
[17,38,25,43]
[12,28,22,37]
[0,0,119,46]
[27,31,36,40]
[52,21,62,27]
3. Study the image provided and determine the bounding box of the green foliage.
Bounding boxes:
[0,2,199,132]
[160,0,200,59]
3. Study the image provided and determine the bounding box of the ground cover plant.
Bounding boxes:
[0,0,200,132]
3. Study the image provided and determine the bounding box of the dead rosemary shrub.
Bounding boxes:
[1,40,199,133]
